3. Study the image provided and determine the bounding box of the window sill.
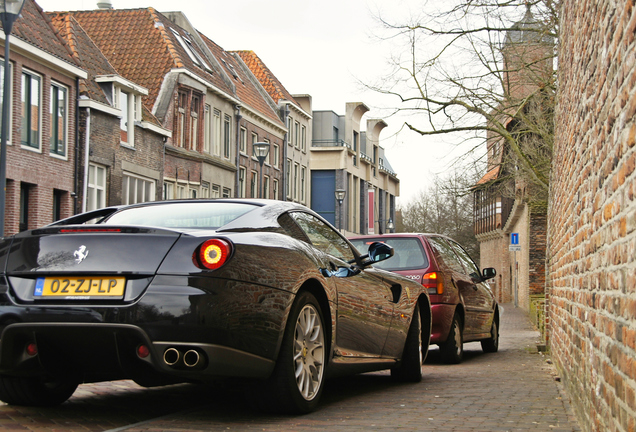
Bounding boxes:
[20,144,42,154]
[49,152,68,162]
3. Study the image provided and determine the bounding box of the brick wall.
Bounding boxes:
[478,235,513,304]
[77,109,165,210]
[548,0,636,430]
[4,53,78,234]
[529,211,546,296]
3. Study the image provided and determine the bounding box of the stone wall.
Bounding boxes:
[548,1,636,430]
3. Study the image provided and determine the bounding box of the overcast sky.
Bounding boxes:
[34,0,472,204]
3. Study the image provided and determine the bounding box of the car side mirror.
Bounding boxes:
[482,267,496,280]
[367,242,394,263]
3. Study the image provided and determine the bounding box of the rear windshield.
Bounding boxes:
[102,202,257,229]
[350,237,429,271]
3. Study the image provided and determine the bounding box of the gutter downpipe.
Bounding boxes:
[282,103,290,201]
[73,77,81,214]
[81,107,90,213]
[234,105,242,197]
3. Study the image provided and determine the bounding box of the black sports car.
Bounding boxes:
[0,199,431,413]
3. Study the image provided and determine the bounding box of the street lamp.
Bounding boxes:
[253,141,270,198]
[376,218,395,234]
[0,0,25,237]
[335,189,346,232]
[386,218,395,232]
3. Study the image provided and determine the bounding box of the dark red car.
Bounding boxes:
[349,233,498,364]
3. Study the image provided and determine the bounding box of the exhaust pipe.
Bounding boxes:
[163,348,180,366]
[183,350,200,368]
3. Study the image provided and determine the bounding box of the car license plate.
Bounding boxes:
[34,277,125,298]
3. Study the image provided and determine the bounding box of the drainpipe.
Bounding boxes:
[234,105,242,197]
[74,77,81,214]
[282,103,290,201]
[81,107,90,213]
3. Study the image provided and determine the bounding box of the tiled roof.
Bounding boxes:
[66,8,174,111]
[4,0,78,68]
[67,8,234,116]
[233,50,298,106]
[48,13,117,105]
[48,12,161,127]
[476,165,501,186]
[197,33,284,128]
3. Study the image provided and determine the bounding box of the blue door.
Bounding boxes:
[311,170,336,225]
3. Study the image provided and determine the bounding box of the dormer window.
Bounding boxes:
[114,87,141,146]
[170,28,213,73]
[96,75,148,148]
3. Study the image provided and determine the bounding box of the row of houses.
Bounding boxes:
[1,0,399,236]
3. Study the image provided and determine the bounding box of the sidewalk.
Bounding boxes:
[0,303,583,431]
[117,303,582,431]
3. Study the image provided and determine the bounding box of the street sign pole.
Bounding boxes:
[509,233,520,307]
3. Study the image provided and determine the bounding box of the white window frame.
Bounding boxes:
[211,184,220,198]
[239,127,247,153]
[263,175,270,199]
[286,159,292,199]
[213,109,221,156]
[250,170,258,198]
[21,69,42,151]
[163,181,174,200]
[176,183,187,199]
[122,172,156,205]
[293,162,299,201]
[115,87,137,146]
[301,125,306,152]
[204,104,211,153]
[0,60,12,145]
[50,81,68,158]
[263,138,270,165]
[272,143,279,168]
[190,95,200,151]
[87,163,107,211]
[300,166,306,203]
[239,167,246,198]
[251,132,258,156]
[201,181,210,198]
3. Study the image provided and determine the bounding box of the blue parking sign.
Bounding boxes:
[511,233,519,245]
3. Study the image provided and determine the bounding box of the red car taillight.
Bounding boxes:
[194,239,232,270]
[422,271,444,295]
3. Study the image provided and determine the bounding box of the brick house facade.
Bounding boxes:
[548,0,636,430]
[49,13,169,213]
[1,0,86,235]
[68,8,287,202]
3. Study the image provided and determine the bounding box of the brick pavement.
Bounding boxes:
[0,304,582,431]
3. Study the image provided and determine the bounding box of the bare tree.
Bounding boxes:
[397,168,480,260]
[370,0,558,205]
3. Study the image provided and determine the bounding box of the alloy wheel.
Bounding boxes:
[293,304,325,401]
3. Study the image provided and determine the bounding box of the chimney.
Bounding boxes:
[97,0,113,9]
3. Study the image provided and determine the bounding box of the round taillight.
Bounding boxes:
[26,342,38,357]
[137,344,150,359]
[196,239,232,270]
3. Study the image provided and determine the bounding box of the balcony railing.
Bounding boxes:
[379,164,397,177]
[312,139,351,149]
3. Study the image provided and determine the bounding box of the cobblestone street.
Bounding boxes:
[0,304,582,431]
